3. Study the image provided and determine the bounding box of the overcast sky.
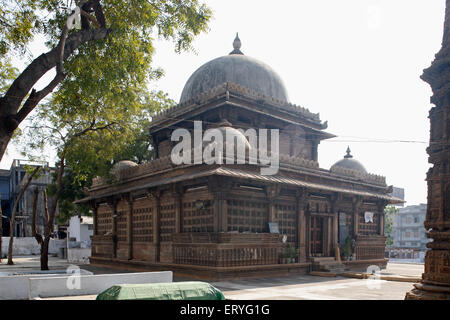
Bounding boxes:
[1,0,446,206]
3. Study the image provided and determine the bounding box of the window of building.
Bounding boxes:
[405,231,410,238]
[414,217,419,223]
[406,217,411,223]
[414,231,419,238]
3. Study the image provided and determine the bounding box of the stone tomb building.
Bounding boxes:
[79,36,402,279]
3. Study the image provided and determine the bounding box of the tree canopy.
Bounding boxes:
[18,89,175,223]
[384,205,399,246]
[0,0,211,161]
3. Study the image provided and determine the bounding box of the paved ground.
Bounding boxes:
[1,256,423,300]
[0,255,77,273]
[0,255,134,274]
[210,274,417,300]
[380,262,424,278]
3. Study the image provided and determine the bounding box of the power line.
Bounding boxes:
[147,115,428,144]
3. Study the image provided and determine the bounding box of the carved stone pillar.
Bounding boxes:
[296,189,308,262]
[208,177,232,232]
[126,195,133,260]
[107,197,118,259]
[330,194,340,257]
[221,196,228,232]
[406,1,450,299]
[377,201,386,236]
[173,185,183,233]
[91,201,99,236]
[266,185,281,223]
[352,197,362,237]
[150,190,161,263]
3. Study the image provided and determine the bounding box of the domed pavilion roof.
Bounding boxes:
[330,147,367,174]
[111,160,138,178]
[179,33,289,104]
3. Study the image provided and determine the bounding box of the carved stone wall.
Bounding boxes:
[406,0,450,299]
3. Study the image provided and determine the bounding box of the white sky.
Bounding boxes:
[1,0,446,206]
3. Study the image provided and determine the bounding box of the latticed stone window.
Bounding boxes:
[182,200,213,232]
[97,203,112,235]
[132,200,153,242]
[227,199,268,233]
[275,203,296,245]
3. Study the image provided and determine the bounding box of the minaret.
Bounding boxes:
[405,0,450,300]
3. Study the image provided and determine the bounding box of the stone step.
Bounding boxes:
[318,263,345,270]
[309,271,337,277]
[311,257,336,263]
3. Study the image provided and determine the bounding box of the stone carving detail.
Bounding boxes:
[330,164,386,186]
[151,82,322,124]
[405,0,450,300]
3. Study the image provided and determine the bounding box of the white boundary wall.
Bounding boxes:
[1,237,66,256]
[67,248,91,264]
[28,271,173,299]
[0,269,93,300]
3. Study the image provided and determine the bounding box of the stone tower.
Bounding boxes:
[405,0,450,300]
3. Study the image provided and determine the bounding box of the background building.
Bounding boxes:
[0,159,57,237]
[389,187,405,207]
[67,215,93,243]
[387,203,430,261]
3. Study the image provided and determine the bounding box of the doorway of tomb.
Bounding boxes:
[310,216,324,256]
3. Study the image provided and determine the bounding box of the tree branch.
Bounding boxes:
[2,26,110,115]
[16,72,66,124]
[72,121,118,138]
[80,9,101,28]
[92,0,106,27]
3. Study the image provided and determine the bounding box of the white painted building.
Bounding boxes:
[67,216,93,243]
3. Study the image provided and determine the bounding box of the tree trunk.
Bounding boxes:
[41,236,50,271]
[0,130,14,168]
[40,189,50,270]
[40,153,65,270]
[31,187,43,246]
[7,167,40,265]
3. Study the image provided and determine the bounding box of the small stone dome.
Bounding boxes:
[201,120,252,150]
[330,147,367,174]
[111,160,138,178]
[180,33,289,104]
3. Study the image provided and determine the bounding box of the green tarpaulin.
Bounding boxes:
[96,281,226,300]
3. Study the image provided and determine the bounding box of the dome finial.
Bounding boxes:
[344,146,353,158]
[229,32,244,55]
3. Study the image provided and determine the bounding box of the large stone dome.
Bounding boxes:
[179,34,289,104]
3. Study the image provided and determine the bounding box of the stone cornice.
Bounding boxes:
[91,151,387,192]
[150,82,325,129]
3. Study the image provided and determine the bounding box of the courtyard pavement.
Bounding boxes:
[1,256,423,300]
[209,274,417,300]
[0,255,78,273]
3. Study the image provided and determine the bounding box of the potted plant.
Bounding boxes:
[341,235,352,261]
[286,245,297,264]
